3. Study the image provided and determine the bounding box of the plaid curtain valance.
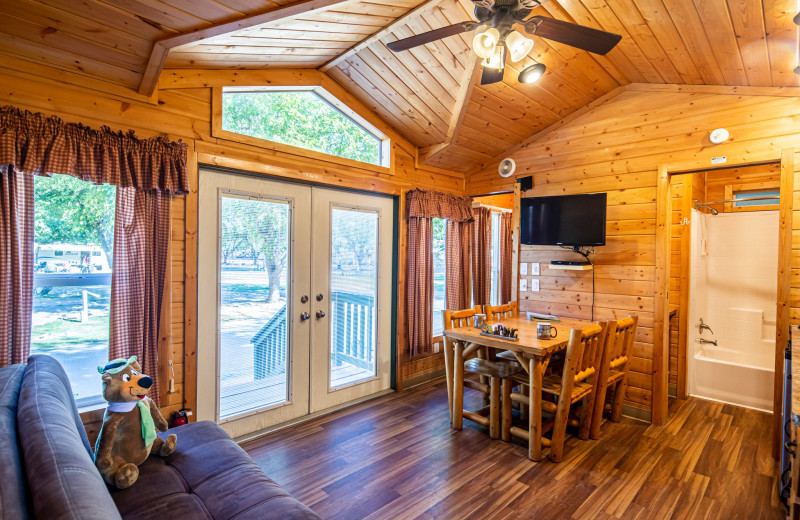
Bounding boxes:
[406,189,474,222]
[0,106,189,194]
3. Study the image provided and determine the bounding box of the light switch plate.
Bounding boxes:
[531,262,539,275]
[520,278,528,292]
[520,262,528,276]
[531,279,540,292]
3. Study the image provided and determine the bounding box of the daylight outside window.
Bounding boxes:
[432,218,446,336]
[221,87,388,167]
[31,174,115,408]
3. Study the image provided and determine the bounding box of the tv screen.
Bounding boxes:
[520,193,607,246]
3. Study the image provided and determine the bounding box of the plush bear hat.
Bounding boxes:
[98,356,138,375]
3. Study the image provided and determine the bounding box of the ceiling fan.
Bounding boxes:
[386,0,622,85]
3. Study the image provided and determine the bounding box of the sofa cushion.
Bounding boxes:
[0,363,29,519]
[17,355,121,520]
[110,421,321,520]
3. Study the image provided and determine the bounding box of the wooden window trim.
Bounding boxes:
[211,87,393,176]
[723,181,780,213]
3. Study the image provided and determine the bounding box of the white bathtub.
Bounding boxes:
[690,342,774,412]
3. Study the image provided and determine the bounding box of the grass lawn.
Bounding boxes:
[31,315,109,351]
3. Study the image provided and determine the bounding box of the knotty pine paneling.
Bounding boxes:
[471,88,800,415]
[0,61,465,424]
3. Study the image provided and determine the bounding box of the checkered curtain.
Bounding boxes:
[499,212,513,304]
[445,219,472,311]
[0,169,33,366]
[406,189,474,358]
[0,106,187,399]
[407,217,433,357]
[109,188,171,407]
[472,207,491,306]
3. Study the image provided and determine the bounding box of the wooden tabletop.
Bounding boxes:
[443,315,595,357]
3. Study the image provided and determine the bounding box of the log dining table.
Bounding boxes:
[443,315,595,461]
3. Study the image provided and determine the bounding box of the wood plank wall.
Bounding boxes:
[468,86,800,417]
[0,59,465,427]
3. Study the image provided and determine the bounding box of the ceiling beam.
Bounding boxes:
[138,0,356,96]
[417,53,482,165]
[319,0,444,72]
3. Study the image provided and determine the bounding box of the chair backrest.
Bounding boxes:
[564,323,607,386]
[604,315,638,370]
[442,305,483,330]
[484,301,517,322]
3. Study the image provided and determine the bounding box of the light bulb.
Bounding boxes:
[473,27,499,59]
[505,31,534,63]
[518,63,546,84]
[482,45,505,70]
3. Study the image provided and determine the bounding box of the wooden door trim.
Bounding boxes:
[655,150,790,454]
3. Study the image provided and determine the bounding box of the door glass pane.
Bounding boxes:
[219,195,290,419]
[330,207,378,388]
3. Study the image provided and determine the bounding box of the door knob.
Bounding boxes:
[300,312,310,321]
[316,310,326,319]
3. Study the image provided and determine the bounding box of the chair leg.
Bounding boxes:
[549,396,572,462]
[611,376,628,423]
[501,379,512,442]
[489,377,500,439]
[578,395,594,441]
[519,384,528,421]
[589,380,608,440]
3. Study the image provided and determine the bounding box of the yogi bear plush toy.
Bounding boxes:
[94,356,177,489]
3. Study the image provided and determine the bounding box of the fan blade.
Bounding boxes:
[480,66,504,85]
[526,16,622,55]
[387,23,473,52]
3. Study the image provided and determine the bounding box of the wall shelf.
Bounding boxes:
[549,264,593,271]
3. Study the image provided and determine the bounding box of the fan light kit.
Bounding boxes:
[519,63,546,83]
[386,0,622,86]
[709,128,729,145]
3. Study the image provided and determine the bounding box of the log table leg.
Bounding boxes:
[453,340,464,430]
[443,337,454,424]
[529,356,544,461]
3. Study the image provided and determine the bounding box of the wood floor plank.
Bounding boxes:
[241,379,783,519]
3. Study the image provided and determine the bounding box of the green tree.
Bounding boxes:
[34,174,116,265]
[223,197,289,303]
[222,91,381,165]
[332,210,376,272]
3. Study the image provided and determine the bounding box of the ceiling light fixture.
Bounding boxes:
[518,63,547,84]
[473,27,500,59]
[505,30,534,62]
[482,45,506,70]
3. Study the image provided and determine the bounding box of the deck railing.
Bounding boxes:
[251,290,375,380]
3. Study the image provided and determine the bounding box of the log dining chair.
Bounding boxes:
[501,323,607,462]
[443,306,522,439]
[589,315,639,439]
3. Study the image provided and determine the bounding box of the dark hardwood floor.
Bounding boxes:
[242,379,783,520]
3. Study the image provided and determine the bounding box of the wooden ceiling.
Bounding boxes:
[0,0,797,173]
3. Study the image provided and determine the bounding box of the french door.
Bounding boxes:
[197,168,393,438]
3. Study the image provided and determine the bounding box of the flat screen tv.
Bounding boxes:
[520,193,607,246]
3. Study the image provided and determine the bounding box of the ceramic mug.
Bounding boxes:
[536,322,558,340]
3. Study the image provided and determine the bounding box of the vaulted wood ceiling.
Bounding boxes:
[0,0,797,174]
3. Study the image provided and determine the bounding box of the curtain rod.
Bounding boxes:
[472,202,512,213]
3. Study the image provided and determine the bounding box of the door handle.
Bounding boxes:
[316,310,326,319]
[300,312,310,321]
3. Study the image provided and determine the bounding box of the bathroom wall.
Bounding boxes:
[688,209,778,409]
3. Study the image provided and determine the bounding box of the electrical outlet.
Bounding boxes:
[531,262,539,275]
[531,279,540,292]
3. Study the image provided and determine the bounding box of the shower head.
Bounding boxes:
[693,200,719,215]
